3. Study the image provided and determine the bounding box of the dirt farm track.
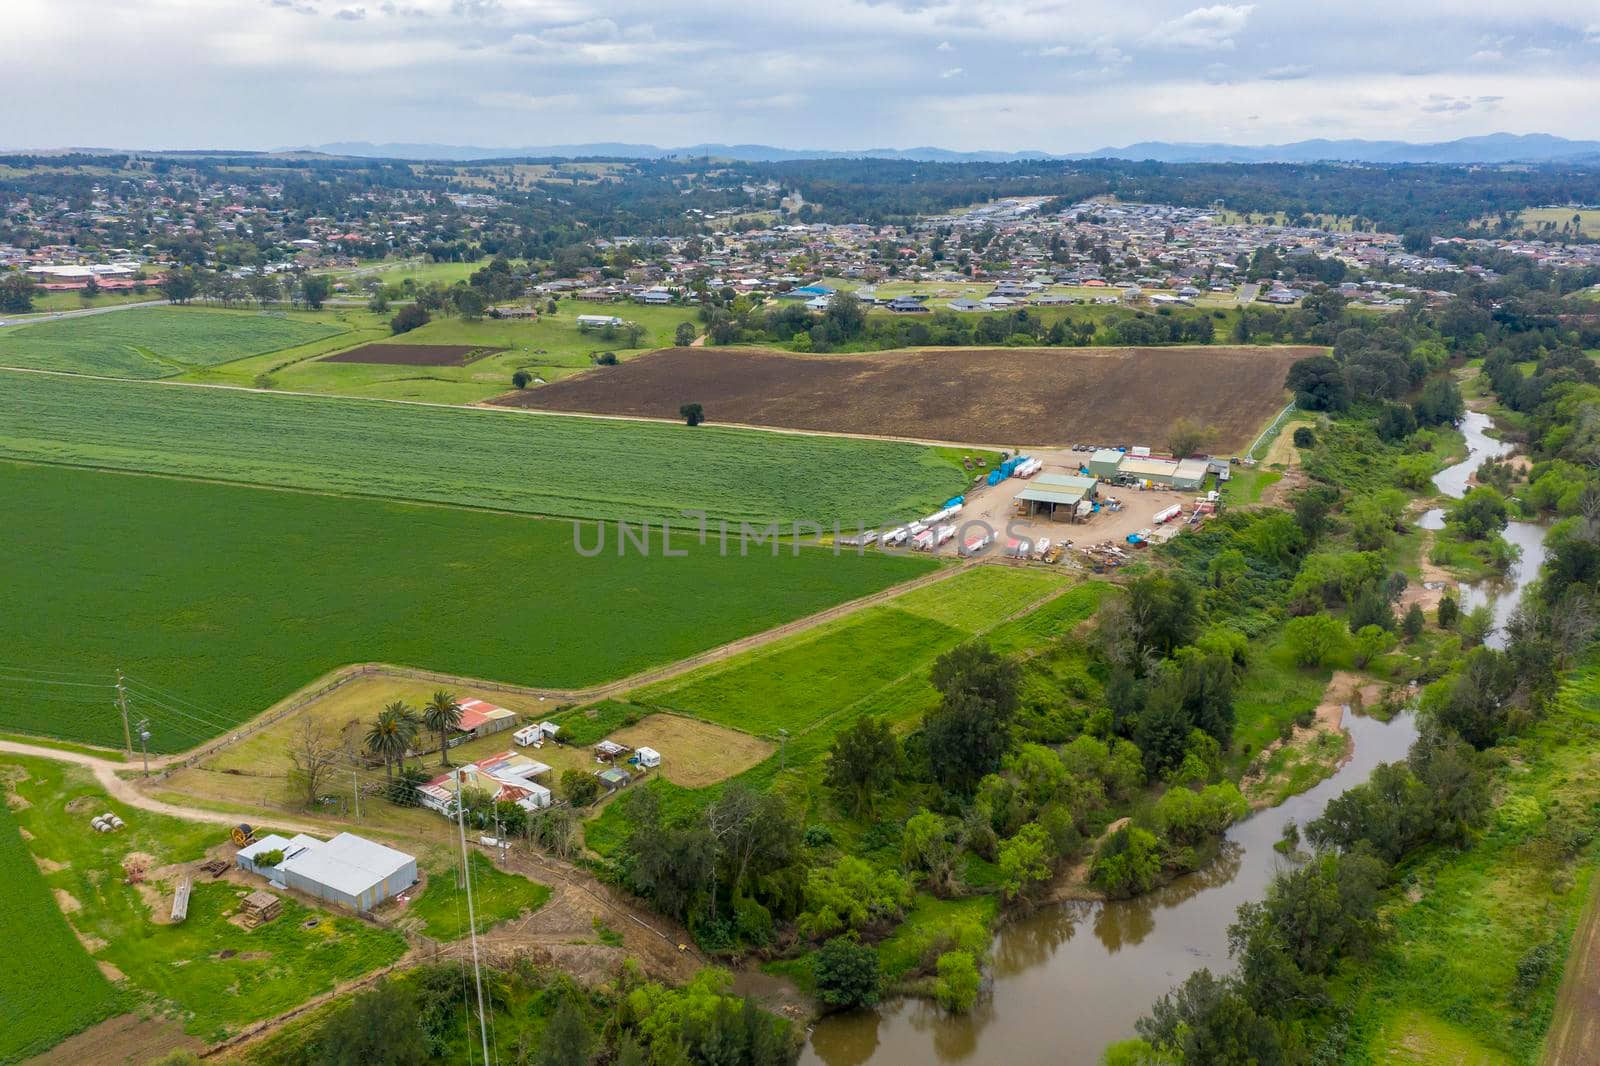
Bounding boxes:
[492,345,1313,450]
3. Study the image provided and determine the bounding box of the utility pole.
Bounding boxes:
[352,771,361,821]
[455,774,492,1066]
[115,669,132,757]
[136,719,150,776]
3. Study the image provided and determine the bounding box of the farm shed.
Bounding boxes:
[596,766,632,792]
[239,832,417,912]
[453,698,518,741]
[236,832,321,876]
[1014,474,1098,521]
[1088,449,1124,478]
[1174,458,1210,490]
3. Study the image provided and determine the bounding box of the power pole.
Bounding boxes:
[136,719,150,776]
[115,669,132,757]
[352,771,361,821]
[455,774,492,1066]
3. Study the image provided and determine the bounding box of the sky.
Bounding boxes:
[4,0,1600,152]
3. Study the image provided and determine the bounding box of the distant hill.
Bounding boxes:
[303,133,1600,166]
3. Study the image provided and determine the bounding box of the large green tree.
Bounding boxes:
[823,716,900,816]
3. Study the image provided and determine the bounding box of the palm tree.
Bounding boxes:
[423,690,464,767]
[365,700,420,780]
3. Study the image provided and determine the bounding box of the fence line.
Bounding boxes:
[1246,401,1297,460]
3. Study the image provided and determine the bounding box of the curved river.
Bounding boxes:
[803,409,1543,1066]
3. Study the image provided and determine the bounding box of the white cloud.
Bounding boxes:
[334,6,366,19]
[936,40,953,52]
[1470,49,1503,61]
[1143,4,1255,51]
[1262,64,1310,80]
[939,66,964,78]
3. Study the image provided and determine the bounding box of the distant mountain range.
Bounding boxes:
[304,132,1600,166]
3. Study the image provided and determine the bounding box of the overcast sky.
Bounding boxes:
[5,0,1600,152]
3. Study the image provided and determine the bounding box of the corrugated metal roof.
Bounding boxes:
[1119,456,1181,477]
[1016,487,1087,506]
[278,832,414,897]
[1033,473,1097,491]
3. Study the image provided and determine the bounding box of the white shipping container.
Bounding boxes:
[1132,446,1152,457]
[961,532,993,556]
[909,521,928,535]
[911,529,935,551]
[1153,505,1182,524]
[935,524,957,546]
[883,527,909,546]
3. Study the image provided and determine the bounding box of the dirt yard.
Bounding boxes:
[490,345,1313,451]
[321,342,504,366]
[608,714,774,787]
[942,446,1197,558]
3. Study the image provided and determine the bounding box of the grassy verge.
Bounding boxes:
[407,852,551,940]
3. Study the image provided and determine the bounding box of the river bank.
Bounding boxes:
[800,404,1550,1066]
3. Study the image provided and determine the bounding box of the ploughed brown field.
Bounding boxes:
[490,345,1313,449]
[321,342,504,366]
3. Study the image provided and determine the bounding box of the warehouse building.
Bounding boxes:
[1112,456,1211,491]
[237,831,417,912]
[1014,473,1099,521]
[1088,448,1125,479]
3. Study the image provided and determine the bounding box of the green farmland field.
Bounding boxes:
[0,308,342,379]
[3,757,408,1045]
[0,798,124,1061]
[182,300,702,404]
[635,566,1065,737]
[0,461,933,750]
[587,567,1093,855]
[0,370,967,524]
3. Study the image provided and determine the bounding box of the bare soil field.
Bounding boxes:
[322,342,504,366]
[491,345,1313,450]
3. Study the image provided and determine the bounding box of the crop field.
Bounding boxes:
[0,370,969,524]
[0,795,124,1062]
[320,342,504,366]
[633,566,1065,737]
[0,308,343,379]
[182,301,698,403]
[0,461,933,750]
[496,344,1312,450]
[4,756,408,1045]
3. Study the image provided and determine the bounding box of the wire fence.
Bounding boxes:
[1246,401,1297,461]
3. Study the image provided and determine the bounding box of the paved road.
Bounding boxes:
[1235,282,1260,305]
